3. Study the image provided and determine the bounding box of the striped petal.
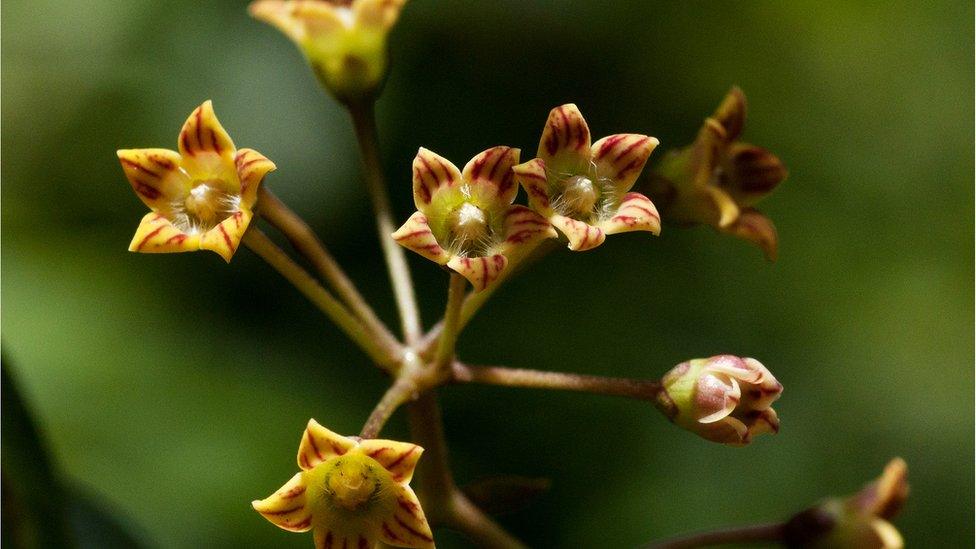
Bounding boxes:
[314,529,374,549]
[117,148,190,210]
[447,254,508,292]
[377,484,434,548]
[412,147,461,212]
[199,209,253,263]
[128,213,200,255]
[354,0,407,31]
[537,104,591,174]
[297,419,357,471]
[712,86,747,142]
[252,472,313,532]
[550,215,605,252]
[599,192,660,236]
[498,205,556,255]
[358,440,423,483]
[235,148,277,208]
[249,1,345,43]
[512,158,553,214]
[720,143,787,206]
[391,211,450,264]
[461,146,521,205]
[178,101,238,185]
[591,133,658,194]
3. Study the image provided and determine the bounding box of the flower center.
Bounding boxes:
[448,202,490,255]
[175,181,239,233]
[324,457,380,510]
[558,175,599,217]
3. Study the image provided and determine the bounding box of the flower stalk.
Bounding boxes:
[453,362,660,401]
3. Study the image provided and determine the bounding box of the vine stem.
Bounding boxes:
[643,522,786,549]
[360,375,416,439]
[257,186,401,357]
[453,363,660,400]
[242,228,398,370]
[347,99,422,344]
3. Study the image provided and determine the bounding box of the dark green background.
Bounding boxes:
[3,1,972,547]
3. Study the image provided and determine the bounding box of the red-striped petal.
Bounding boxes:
[391,211,450,265]
[599,192,661,236]
[199,209,253,263]
[297,419,357,471]
[512,158,553,214]
[235,148,276,208]
[128,213,200,255]
[358,440,424,483]
[252,472,313,532]
[447,254,508,292]
[412,147,461,211]
[117,148,190,210]
[537,104,591,173]
[177,100,237,184]
[461,146,521,205]
[550,215,605,252]
[591,133,658,194]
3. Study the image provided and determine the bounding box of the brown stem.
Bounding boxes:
[347,100,422,344]
[360,376,415,439]
[257,187,402,359]
[453,363,660,400]
[644,522,786,549]
[433,273,467,372]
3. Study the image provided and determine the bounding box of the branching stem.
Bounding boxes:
[257,186,401,357]
[242,229,397,370]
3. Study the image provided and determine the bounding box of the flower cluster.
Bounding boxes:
[393,104,662,291]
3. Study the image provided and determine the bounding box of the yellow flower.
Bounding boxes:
[654,354,783,446]
[117,101,275,262]
[512,104,661,251]
[647,87,787,260]
[392,146,556,291]
[249,0,407,102]
[253,419,434,548]
[784,458,909,548]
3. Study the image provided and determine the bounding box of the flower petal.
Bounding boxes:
[712,86,747,141]
[741,407,780,439]
[497,205,557,255]
[703,186,741,229]
[720,143,787,205]
[377,484,435,548]
[461,146,521,205]
[537,104,591,173]
[252,472,313,532]
[412,147,462,212]
[354,0,407,31]
[392,211,451,264]
[199,210,253,263]
[591,133,658,194]
[550,215,605,252]
[721,208,778,261]
[696,373,741,424]
[358,439,424,483]
[297,419,357,471]
[249,0,345,43]
[117,149,190,210]
[314,529,374,549]
[599,192,661,236]
[698,416,749,445]
[128,213,200,254]
[178,101,237,184]
[512,158,553,214]
[235,148,277,209]
[447,254,508,292]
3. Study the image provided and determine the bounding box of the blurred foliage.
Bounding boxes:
[2,0,972,547]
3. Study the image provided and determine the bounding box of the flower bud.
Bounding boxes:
[783,458,909,548]
[654,355,782,446]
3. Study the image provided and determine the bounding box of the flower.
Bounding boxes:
[645,87,787,260]
[253,419,434,549]
[117,101,275,262]
[654,354,783,446]
[783,458,909,548]
[249,0,407,102]
[512,104,661,251]
[392,146,556,291]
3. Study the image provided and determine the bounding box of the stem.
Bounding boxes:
[433,273,467,372]
[448,491,528,549]
[257,187,401,356]
[360,376,416,439]
[347,100,422,344]
[242,229,397,370]
[644,522,786,549]
[406,391,456,508]
[453,363,660,400]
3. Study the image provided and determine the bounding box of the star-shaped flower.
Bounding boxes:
[392,146,556,291]
[249,0,407,101]
[512,104,661,251]
[646,87,787,260]
[654,354,783,446]
[253,419,434,549]
[117,100,275,262]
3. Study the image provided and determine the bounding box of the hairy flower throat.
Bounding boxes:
[449,202,490,254]
[559,174,599,217]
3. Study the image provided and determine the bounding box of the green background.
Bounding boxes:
[3,0,972,547]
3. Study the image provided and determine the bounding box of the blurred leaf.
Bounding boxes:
[462,475,552,516]
[1,356,75,548]
[67,485,148,549]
